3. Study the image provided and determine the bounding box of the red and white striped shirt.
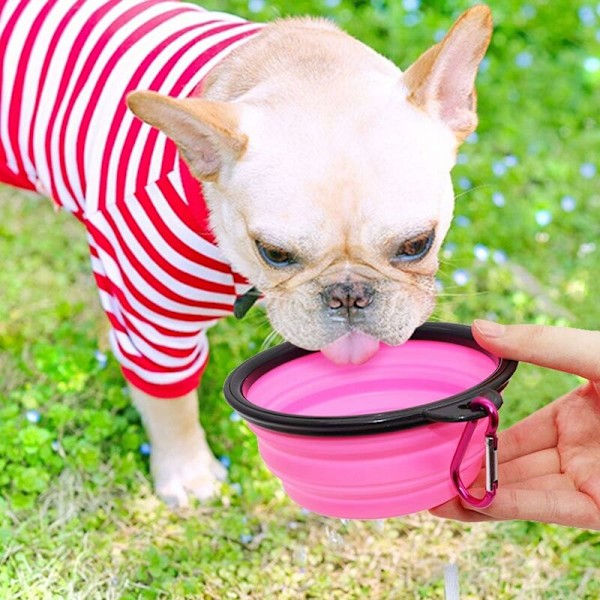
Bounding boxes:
[0,0,262,397]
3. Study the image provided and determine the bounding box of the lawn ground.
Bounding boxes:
[1,0,599,597]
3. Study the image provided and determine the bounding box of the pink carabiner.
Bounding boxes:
[450,396,499,508]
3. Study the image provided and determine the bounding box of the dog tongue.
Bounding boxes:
[321,331,380,365]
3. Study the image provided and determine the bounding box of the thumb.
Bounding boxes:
[472,320,600,380]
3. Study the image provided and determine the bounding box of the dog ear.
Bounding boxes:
[126,91,247,181]
[403,5,493,142]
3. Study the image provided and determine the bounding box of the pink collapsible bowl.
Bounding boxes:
[224,323,517,519]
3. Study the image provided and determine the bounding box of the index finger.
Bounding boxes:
[472,321,600,381]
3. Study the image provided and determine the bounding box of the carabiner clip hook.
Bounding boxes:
[450,394,499,509]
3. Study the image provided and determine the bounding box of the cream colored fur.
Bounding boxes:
[127,6,493,506]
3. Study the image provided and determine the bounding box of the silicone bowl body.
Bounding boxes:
[224,323,517,519]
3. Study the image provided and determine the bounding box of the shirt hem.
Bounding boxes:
[122,363,207,399]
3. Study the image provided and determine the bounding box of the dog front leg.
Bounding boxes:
[129,385,227,507]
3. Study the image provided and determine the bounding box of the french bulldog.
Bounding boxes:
[0,0,492,506]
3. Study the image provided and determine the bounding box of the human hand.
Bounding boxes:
[430,320,600,530]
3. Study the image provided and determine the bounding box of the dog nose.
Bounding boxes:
[322,282,375,310]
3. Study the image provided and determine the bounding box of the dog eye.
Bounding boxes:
[256,241,297,268]
[392,230,435,263]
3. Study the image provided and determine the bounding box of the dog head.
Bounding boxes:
[127,6,492,363]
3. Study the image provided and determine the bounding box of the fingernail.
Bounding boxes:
[473,319,506,338]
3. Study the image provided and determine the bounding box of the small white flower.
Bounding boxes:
[521,5,537,19]
[515,52,533,68]
[578,242,596,258]
[535,209,552,227]
[560,196,577,212]
[434,29,446,42]
[583,56,600,72]
[452,270,471,286]
[578,6,596,25]
[474,244,490,262]
[402,0,420,11]
[535,232,550,244]
[580,162,597,178]
[492,192,506,207]
[26,409,41,424]
[493,162,507,177]
[458,177,472,190]
[404,13,422,26]
[94,350,108,367]
[492,250,508,264]
[443,242,457,257]
[248,0,265,13]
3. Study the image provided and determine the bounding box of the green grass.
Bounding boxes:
[1,0,600,597]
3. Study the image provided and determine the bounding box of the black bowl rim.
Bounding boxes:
[223,322,518,437]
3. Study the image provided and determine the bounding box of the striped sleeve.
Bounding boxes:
[78,3,258,396]
[87,162,251,398]
[1,0,260,397]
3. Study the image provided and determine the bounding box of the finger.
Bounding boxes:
[504,473,576,492]
[429,475,572,523]
[496,414,558,463]
[498,448,561,485]
[430,474,576,523]
[462,474,576,496]
[472,488,600,529]
[446,431,561,503]
[472,320,600,381]
[453,450,563,495]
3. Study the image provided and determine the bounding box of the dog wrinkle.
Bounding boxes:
[306,172,362,259]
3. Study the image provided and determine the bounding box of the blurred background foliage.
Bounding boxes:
[0,0,599,597]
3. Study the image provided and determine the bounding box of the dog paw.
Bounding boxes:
[152,446,228,508]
